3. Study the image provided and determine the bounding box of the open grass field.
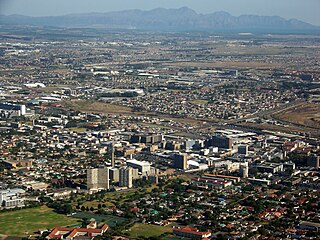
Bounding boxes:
[77,187,157,210]
[126,223,172,239]
[0,206,78,236]
[71,212,128,228]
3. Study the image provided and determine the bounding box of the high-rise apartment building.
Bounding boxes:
[119,167,133,188]
[87,168,110,190]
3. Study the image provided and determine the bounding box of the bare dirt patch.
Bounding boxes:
[273,103,320,129]
[62,100,133,114]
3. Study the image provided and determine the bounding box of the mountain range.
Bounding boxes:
[1,7,319,33]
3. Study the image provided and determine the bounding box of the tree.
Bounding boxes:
[81,218,90,228]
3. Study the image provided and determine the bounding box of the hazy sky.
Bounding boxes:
[1,0,319,26]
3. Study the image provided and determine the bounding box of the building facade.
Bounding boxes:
[0,188,25,209]
[87,168,110,190]
[119,167,133,188]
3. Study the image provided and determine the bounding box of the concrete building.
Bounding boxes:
[240,164,249,178]
[131,134,163,144]
[0,102,26,118]
[247,178,271,186]
[192,177,232,190]
[87,168,110,190]
[126,159,151,175]
[0,188,25,208]
[256,163,284,174]
[238,145,249,155]
[202,174,240,183]
[207,135,237,149]
[307,155,319,168]
[164,141,181,151]
[105,141,115,167]
[119,167,133,188]
[185,139,203,150]
[173,153,187,170]
[109,168,120,182]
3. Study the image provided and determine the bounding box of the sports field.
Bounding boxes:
[0,206,78,236]
[126,223,172,239]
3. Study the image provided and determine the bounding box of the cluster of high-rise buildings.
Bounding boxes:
[86,156,159,191]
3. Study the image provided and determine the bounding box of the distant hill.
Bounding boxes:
[1,7,319,33]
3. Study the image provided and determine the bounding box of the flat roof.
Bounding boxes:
[127,159,151,166]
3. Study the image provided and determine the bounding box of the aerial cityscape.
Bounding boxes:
[0,1,319,239]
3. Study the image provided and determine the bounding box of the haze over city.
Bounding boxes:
[1,0,320,26]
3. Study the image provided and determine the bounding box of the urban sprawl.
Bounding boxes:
[0,28,319,240]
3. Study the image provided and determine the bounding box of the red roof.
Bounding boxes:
[47,224,109,239]
[173,227,211,236]
[130,207,139,212]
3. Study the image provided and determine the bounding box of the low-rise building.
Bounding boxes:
[46,223,109,239]
[173,226,211,239]
[0,188,25,208]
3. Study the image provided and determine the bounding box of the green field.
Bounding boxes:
[76,187,157,210]
[126,223,172,239]
[72,212,128,228]
[0,206,79,236]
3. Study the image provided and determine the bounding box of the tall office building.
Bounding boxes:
[87,168,110,190]
[173,153,187,170]
[119,167,133,188]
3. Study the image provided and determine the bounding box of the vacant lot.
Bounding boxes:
[63,100,133,114]
[165,61,280,69]
[126,223,172,239]
[0,206,78,236]
[62,100,212,130]
[273,103,320,129]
